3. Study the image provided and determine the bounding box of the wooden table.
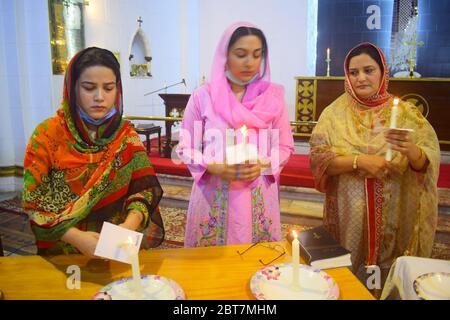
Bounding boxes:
[0,242,374,300]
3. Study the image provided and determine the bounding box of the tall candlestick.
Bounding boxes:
[385,98,399,161]
[291,230,301,290]
[326,48,331,77]
[125,236,144,299]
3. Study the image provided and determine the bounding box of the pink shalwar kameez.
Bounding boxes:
[177,22,294,247]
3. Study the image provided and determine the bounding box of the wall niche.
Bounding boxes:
[128,17,152,78]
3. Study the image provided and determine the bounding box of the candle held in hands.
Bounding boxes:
[385,98,399,161]
[226,125,258,165]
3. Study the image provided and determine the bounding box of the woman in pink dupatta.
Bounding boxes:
[177,22,294,247]
[310,43,440,285]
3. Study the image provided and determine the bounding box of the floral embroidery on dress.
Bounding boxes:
[198,183,228,246]
[252,186,272,242]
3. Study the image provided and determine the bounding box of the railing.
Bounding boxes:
[124,116,318,139]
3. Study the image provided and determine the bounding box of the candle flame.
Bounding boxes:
[240,125,248,136]
[393,98,399,106]
[292,230,298,239]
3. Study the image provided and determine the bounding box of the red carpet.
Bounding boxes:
[144,140,450,189]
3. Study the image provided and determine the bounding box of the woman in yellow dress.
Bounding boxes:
[310,42,440,284]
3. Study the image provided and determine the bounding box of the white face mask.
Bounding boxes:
[225,70,259,86]
[77,105,117,126]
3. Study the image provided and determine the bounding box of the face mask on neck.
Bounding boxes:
[77,106,117,126]
[225,70,259,86]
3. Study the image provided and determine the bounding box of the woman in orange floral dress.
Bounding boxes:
[23,47,164,257]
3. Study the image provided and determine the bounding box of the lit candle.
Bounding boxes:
[240,125,248,145]
[326,48,330,60]
[291,230,301,290]
[226,125,257,164]
[125,236,144,299]
[385,98,399,161]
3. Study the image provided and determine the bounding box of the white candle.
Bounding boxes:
[126,237,144,299]
[240,125,248,145]
[385,98,399,161]
[326,48,330,60]
[225,125,258,165]
[291,230,300,290]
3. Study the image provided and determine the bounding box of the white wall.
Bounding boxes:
[198,0,310,120]
[0,0,53,192]
[80,0,199,129]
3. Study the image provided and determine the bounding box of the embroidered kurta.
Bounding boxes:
[177,85,293,247]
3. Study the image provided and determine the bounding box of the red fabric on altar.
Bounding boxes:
[144,136,450,188]
[149,154,450,189]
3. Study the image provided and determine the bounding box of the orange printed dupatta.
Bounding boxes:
[22,48,164,253]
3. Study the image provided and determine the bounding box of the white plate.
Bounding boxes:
[93,275,185,300]
[413,272,450,300]
[250,263,339,300]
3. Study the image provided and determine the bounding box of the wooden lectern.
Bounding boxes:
[158,93,190,157]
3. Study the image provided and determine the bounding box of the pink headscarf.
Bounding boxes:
[207,21,283,129]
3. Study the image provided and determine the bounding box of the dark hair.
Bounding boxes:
[69,47,122,110]
[72,47,121,84]
[346,44,384,74]
[69,47,123,136]
[227,26,268,77]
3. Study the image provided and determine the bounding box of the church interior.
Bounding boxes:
[0,0,449,301]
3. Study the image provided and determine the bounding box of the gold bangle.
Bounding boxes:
[353,155,359,170]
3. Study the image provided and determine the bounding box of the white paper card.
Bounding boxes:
[94,222,143,264]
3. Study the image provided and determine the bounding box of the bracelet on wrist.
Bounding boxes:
[353,155,359,170]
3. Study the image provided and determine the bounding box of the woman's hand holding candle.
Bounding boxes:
[384,129,426,171]
[207,162,262,182]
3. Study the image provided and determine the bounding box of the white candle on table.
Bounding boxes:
[385,98,399,161]
[126,236,144,300]
[291,230,300,290]
[326,48,330,60]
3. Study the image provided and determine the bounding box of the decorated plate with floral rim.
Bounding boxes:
[250,263,339,300]
[413,272,450,300]
[93,275,186,300]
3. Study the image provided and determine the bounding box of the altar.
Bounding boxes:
[294,76,450,150]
